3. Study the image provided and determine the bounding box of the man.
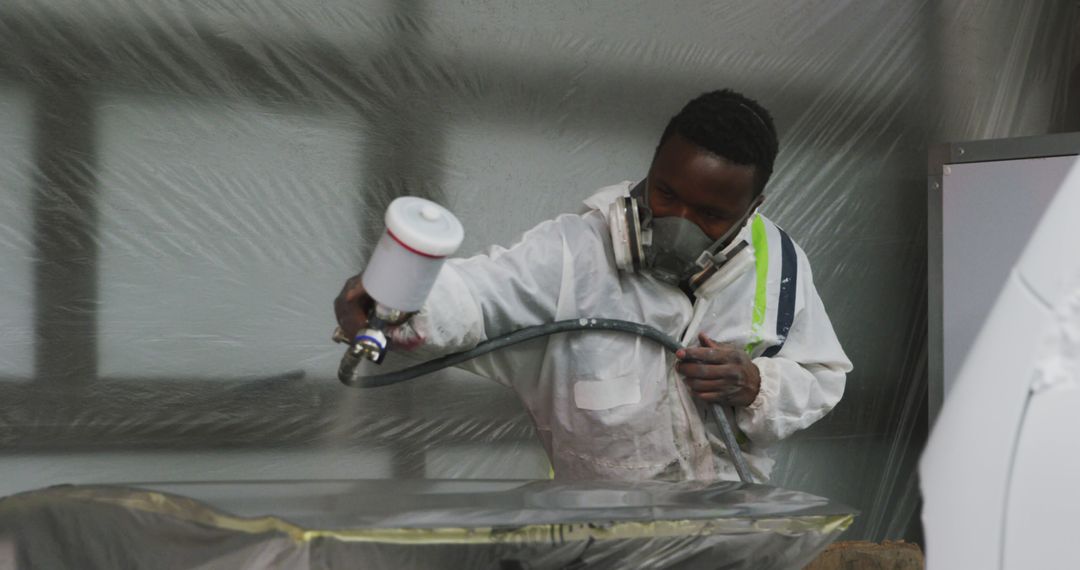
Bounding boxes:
[334,89,851,482]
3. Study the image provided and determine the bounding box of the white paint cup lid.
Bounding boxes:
[384,197,465,257]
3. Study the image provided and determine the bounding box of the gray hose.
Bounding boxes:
[339,317,756,484]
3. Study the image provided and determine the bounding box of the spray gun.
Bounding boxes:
[333,197,465,380]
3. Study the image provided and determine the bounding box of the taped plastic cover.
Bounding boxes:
[0,0,1077,555]
[0,480,853,569]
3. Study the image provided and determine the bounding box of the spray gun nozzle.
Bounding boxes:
[333,326,389,382]
[353,330,388,363]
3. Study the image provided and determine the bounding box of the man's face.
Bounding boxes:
[646,134,759,241]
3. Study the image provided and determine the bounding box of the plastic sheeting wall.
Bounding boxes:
[0,0,1076,542]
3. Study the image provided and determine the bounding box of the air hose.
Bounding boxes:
[338,317,756,484]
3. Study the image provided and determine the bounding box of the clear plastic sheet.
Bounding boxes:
[0,480,855,569]
[0,0,1077,550]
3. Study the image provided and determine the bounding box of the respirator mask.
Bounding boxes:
[609,180,759,291]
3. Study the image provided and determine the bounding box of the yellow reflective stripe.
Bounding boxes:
[745,214,769,354]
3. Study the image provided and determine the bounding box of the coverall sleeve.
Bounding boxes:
[735,256,852,446]
[390,216,569,359]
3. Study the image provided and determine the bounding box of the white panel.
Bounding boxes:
[1018,158,1080,303]
[0,448,393,498]
[0,83,35,379]
[941,156,1074,396]
[96,93,362,379]
[921,275,1051,570]
[1004,167,1080,566]
[1004,390,1080,568]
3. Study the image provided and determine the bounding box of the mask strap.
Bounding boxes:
[686,239,751,293]
[695,194,764,268]
[629,179,652,226]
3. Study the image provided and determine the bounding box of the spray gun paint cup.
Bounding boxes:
[338,197,464,379]
[362,197,465,315]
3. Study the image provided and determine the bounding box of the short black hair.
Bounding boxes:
[657,89,779,197]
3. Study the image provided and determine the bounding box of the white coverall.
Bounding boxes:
[396,182,852,482]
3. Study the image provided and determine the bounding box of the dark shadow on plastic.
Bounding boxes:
[30,76,99,384]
